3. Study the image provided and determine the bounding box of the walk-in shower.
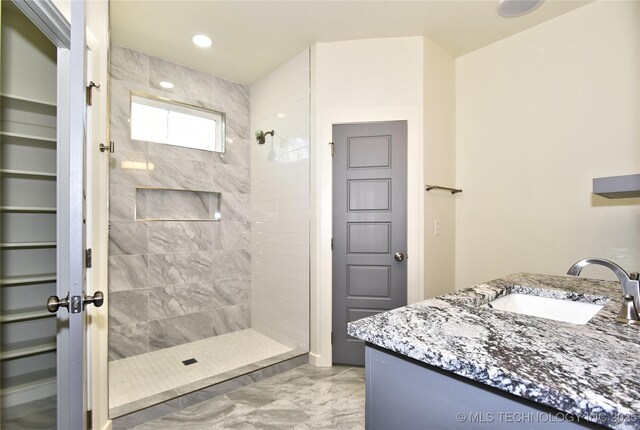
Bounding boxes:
[107,44,310,418]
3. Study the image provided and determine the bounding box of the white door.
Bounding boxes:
[1,1,100,429]
[51,2,103,429]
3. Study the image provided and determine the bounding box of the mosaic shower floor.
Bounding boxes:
[109,329,299,416]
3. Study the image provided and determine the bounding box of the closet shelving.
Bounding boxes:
[1,7,59,413]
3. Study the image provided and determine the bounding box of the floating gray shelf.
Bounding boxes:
[593,174,640,199]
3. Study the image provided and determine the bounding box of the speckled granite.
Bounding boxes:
[347,273,640,430]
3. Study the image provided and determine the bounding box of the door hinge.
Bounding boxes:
[329,141,334,156]
[85,248,93,268]
[331,238,333,250]
[86,81,100,106]
[87,410,93,429]
[331,332,333,345]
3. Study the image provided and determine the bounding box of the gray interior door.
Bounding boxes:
[332,121,408,365]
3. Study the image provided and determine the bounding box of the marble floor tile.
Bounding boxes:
[293,406,365,430]
[289,382,365,418]
[132,395,253,430]
[123,364,366,430]
[226,370,315,408]
[293,364,353,381]
[229,399,311,430]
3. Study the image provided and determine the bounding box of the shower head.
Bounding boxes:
[255,129,274,144]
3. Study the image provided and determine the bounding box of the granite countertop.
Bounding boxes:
[347,273,640,430]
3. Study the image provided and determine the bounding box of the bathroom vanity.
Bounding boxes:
[348,273,640,430]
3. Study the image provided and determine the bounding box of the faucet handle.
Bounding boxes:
[629,272,639,281]
[616,295,640,325]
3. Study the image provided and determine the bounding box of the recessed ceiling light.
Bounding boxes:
[497,0,544,17]
[192,34,213,48]
[159,81,174,89]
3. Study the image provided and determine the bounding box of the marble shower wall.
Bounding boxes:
[108,44,251,360]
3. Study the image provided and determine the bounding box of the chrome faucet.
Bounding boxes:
[567,258,640,324]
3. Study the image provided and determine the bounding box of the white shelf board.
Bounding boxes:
[0,169,56,178]
[0,92,56,108]
[0,341,56,360]
[0,274,57,286]
[0,242,57,248]
[1,307,53,323]
[0,131,56,143]
[0,206,57,213]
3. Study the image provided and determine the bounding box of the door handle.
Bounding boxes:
[47,291,104,313]
[394,251,406,262]
[83,291,104,310]
[47,293,69,313]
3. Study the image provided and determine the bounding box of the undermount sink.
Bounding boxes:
[485,293,604,324]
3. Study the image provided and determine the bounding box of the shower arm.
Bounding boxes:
[256,129,275,144]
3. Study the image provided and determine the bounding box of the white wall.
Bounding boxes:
[455,1,640,290]
[423,39,456,298]
[310,37,424,366]
[250,49,310,350]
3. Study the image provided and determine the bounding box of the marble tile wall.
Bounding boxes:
[108,44,251,360]
[250,49,311,350]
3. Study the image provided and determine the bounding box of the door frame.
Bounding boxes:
[310,108,424,367]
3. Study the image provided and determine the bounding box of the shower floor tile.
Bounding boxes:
[109,329,297,415]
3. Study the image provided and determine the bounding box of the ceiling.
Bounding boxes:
[110,0,592,85]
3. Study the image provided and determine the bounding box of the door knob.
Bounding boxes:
[394,251,406,262]
[47,291,104,313]
[83,291,104,309]
[47,294,69,313]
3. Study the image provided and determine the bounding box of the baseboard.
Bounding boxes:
[308,351,333,367]
[308,352,321,366]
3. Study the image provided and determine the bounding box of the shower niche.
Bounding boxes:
[135,188,221,222]
[107,44,310,421]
